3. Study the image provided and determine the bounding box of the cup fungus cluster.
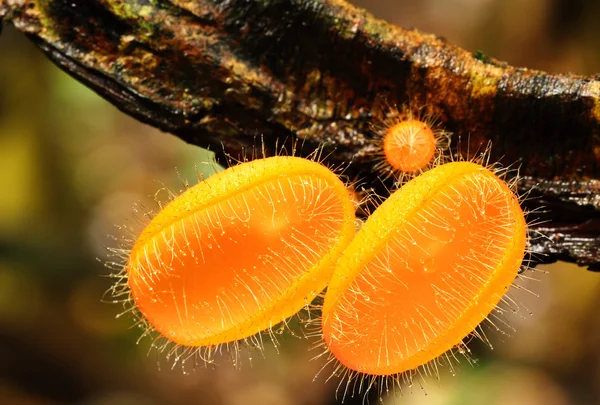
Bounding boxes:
[110,117,529,398]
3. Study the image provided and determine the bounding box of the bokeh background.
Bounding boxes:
[1,0,600,404]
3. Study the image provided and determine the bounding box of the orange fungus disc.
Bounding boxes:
[322,161,527,375]
[127,156,356,347]
[383,119,437,172]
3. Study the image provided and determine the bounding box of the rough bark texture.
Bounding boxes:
[1,0,599,270]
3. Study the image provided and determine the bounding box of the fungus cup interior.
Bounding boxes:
[126,156,356,347]
[383,119,437,172]
[322,161,527,375]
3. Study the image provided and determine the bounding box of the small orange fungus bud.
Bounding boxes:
[322,161,527,376]
[383,119,437,172]
[373,108,451,181]
[126,156,356,348]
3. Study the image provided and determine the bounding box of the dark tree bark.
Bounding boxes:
[1,0,599,270]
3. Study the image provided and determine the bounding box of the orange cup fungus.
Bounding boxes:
[383,119,437,173]
[125,156,356,349]
[373,109,452,181]
[322,161,527,376]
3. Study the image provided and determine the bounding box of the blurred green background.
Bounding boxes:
[1,1,599,404]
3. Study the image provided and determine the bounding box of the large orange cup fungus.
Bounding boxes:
[126,156,356,348]
[322,161,527,376]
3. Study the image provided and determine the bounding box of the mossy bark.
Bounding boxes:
[2,0,599,270]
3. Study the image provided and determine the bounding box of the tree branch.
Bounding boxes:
[2,0,599,269]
